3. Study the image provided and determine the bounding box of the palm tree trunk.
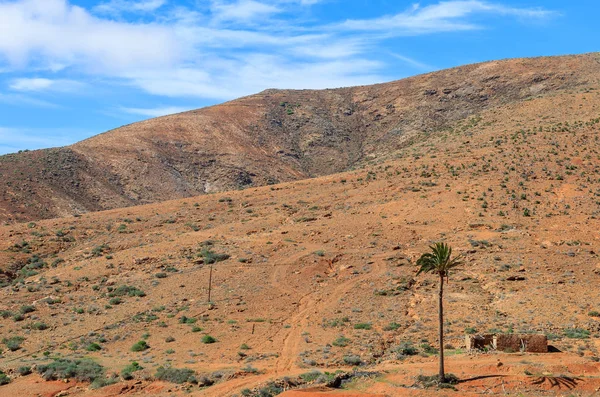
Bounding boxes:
[438,272,445,383]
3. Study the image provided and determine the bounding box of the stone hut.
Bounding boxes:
[465,334,495,351]
[466,333,547,353]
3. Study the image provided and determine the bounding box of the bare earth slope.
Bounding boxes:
[1,66,600,395]
[1,53,600,222]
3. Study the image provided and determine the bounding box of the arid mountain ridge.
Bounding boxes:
[1,51,600,396]
[1,52,599,222]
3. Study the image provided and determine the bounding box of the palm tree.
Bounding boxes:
[416,242,462,383]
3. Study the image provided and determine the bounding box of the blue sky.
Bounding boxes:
[0,0,596,154]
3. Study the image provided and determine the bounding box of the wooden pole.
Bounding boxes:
[208,265,213,303]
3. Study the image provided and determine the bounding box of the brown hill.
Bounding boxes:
[1,51,600,395]
[1,52,599,222]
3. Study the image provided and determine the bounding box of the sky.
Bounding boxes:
[0,0,597,154]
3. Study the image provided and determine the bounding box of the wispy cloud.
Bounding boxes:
[338,1,556,34]
[94,0,167,14]
[210,0,281,23]
[388,52,435,72]
[0,92,59,108]
[9,77,84,92]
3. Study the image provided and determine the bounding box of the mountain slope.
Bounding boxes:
[1,52,599,222]
[1,81,600,394]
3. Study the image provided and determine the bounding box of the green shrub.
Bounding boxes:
[85,343,102,352]
[91,244,110,257]
[121,361,143,380]
[353,323,371,330]
[179,316,196,324]
[200,249,230,264]
[332,336,351,347]
[256,382,283,396]
[131,340,150,352]
[201,335,216,344]
[37,358,104,382]
[588,311,600,317]
[3,336,25,351]
[12,313,24,322]
[564,328,590,339]
[109,297,122,305]
[300,370,322,382]
[19,305,35,314]
[18,366,32,376]
[27,322,48,331]
[108,285,145,298]
[241,365,259,373]
[420,343,439,354]
[0,371,10,385]
[396,342,418,357]
[342,355,362,365]
[90,376,118,389]
[154,366,196,384]
[383,322,401,331]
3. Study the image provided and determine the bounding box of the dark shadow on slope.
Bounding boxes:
[458,374,507,383]
[530,376,580,389]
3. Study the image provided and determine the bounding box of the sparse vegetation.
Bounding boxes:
[0,371,10,385]
[131,340,150,352]
[563,328,590,339]
[154,366,196,384]
[121,361,143,380]
[37,358,105,382]
[201,335,217,344]
[108,285,146,298]
[3,336,25,351]
[332,336,351,347]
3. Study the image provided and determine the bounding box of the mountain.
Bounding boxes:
[1,52,599,222]
[1,52,600,396]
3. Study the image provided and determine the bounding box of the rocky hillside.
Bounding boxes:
[1,52,599,222]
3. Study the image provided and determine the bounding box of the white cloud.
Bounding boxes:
[0,0,556,105]
[94,0,167,14]
[123,55,384,100]
[388,52,435,71]
[210,0,281,23]
[0,92,58,108]
[338,1,555,34]
[120,105,193,117]
[9,77,84,92]
[0,0,180,72]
